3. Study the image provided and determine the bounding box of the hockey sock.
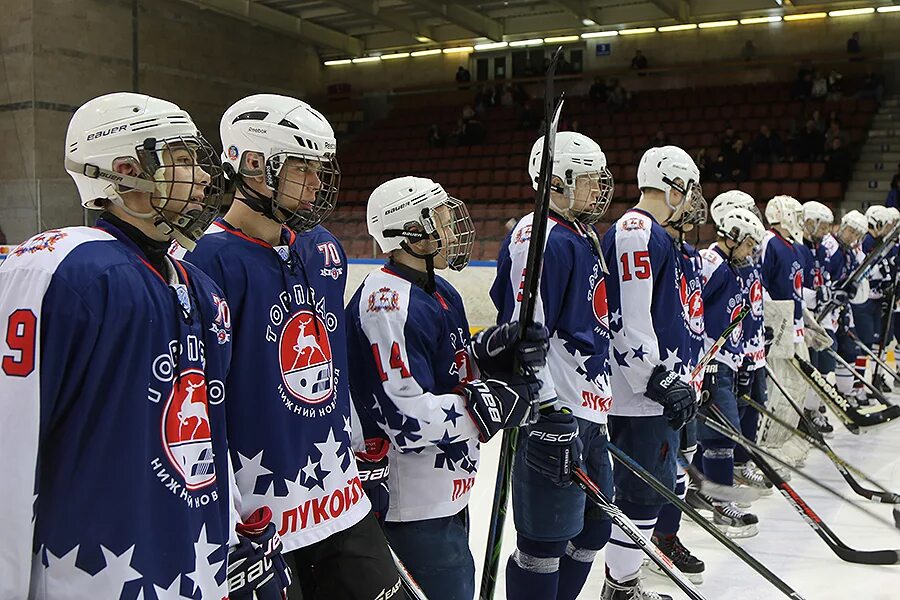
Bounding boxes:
[606,501,660,583]
[505,536,567,600]
[854,357,867,388]
[701,447,734,486]
[556,518,611,600]
[734,407,759,464]
[835,364,854,395]
[654,469,687,536]
[803,387,822,411]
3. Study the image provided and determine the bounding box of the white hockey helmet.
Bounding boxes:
[637,145,703,228]
[220,94,339,232]
[64,92,224,250]
[718,207,765,267]
[367,176,475,271]
[710,189,760,226]
[839,209,868,238]
[527,131,614,224]
[802,200,834,242]
[865,205,891,234]
[764,195,803,243]
[888,207,900,224]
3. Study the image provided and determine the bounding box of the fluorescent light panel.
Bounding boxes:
[442,46,473,53]
[878,6,900,12]
[581,30,618,38]
[658,23,697,31]
[351,56,381,63]
[380,52,409,60]
[324,59,351,66]
[410,48,441,56]
[740,16,782,24]
[474,41,508,51]
[544,35,580,43]
[828,7,875,17]
[618,27,657,35]
[783,12,827,21]
[698,19,739,28]
[509,38,544,47]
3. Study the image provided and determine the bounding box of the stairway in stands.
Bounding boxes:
[846,96,900,212]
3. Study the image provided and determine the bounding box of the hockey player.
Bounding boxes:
[820,210,870,405]
[176,94,401,599]
[695,207,766,538]
[346,176,546,599]
[854,206,896,392]
[491,131,618,600]
[601,145,701,600]
[797,201,838,434]
[0,92,238,598]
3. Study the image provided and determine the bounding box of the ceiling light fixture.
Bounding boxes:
[618,27,657,35]
[698,19,739,28]
[509,38,544,47]
[828,7,875,17]
[581,30,619,38]
[740,15,782,24]
[658,23,698,32]
[474,41,509,51]
[783,12,827,21]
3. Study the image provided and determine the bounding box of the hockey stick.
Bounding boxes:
[753,367,900,504]
[479,46,565,600]
[701,408,900,548]
[872,240,898,383]
[571,467,709,600]
[823,345,897,407]
[389,545,429,600]
[606,445,808,600]
[849,328,900,384]
[816,220,900,322]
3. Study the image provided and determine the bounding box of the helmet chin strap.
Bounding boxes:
[399,240,438,293]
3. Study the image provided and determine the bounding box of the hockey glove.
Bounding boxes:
[736,363,752,401]
[802,307,833,351]
[460,373,541,442]
[832,280,858,306]
[700,362,718,406]
[356,437,391,525]
[228,507,292,600]
[469,321,550,375]
[763,326,774,353]
[645,365,697,430]
[524,410,583,487]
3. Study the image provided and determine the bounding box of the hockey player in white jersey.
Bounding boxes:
[0,92,243,598]
[346,176,547,600]
[492,132,618,600]
[695,207,766,538]
[600,146,701,600]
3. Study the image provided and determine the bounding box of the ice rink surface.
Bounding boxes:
[467,408,900,600]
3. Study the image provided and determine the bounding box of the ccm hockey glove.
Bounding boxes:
[356,437,390,525]
[736,362,752,401]
[469,321,550,375]
[645,365,697,430]
[524,410,583,487]
[228,507,292,600]
[460,372,541,442]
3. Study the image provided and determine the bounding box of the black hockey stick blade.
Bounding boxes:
[682,459,764,503]
[894,506,900,530]
[389,544,430,599]
[607,445,808,600]
[572,467,709,600]
[849,329,900,384]
[824,346,895,407]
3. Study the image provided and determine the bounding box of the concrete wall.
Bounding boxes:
[0,0,323,244]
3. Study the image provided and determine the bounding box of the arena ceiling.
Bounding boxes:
[180,0,897,57]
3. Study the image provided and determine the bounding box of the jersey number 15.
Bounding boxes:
[620,251,651,282]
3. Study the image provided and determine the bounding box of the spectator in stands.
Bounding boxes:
[710,153,728,182]
[695,148,709,180]
[427,123,445,148]
[886,173,900,208]
[571,119,581,133]
[811,71,828,99]
[726,138,752,182]
[752,124,784,163]
[606,79,629,114]
[827,69,844,98]
[589,77,608,103]
[811,109,825,133]
[792,62,814,100]
[720,126,737,156]
[456,65,471,86]
[793,119,825,161]
[847,32,861,56]
[647,129,669,150]
[825,122,848,148]
[823,137,851,184]
[858,68,884,104]
[742,40,757,61]
[630,50,648,74]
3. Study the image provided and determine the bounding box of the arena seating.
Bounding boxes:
[332,80,878,260]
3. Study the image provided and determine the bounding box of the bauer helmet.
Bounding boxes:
[865,205,892,236]
[710,190,760,226]
[220,94,340,232]
[368,176,475,271]
[839,209,868,244]
[64,92,225,251]
[717,207,765,267]
[637,145,703,229]
[802,201,834,242]
[764,195,803,243]
[527,131,614,224]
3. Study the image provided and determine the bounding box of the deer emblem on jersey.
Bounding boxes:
[177,380,209,439]
[291,314,323,369]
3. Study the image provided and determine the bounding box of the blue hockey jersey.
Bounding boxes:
[739,262,766,369]
[602,209,696,417]
[677,242,705,378]
[0,222,233,599]
[760,230,804,343]
[177,219,369,552]
[346,263,481,522]
[818,233,861,331]
[492,211,611,423]
[699,245,745,371]
[861,233,896,300]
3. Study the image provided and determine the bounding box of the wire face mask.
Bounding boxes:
[568,168,615,225]
[254,152,341,232]
[428,197,476,271]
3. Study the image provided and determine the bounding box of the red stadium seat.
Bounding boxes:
[799,181,820,201]
[790,162,812,181]
[770,163,790,181]
[821,182,843,201]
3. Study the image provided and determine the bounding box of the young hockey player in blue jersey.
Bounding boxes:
[0,93,242,598]
[492,132,618,600]
[797,201,838,434]
[695,206,766,538]
[819,210,870,406]
[601,145,702,600]
[855,206,896,392]
[346,176,547,600]
[176,94,399,599]
[705,192,774,493]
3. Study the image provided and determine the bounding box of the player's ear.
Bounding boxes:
[112,157,140,177]
[240,151,265,178]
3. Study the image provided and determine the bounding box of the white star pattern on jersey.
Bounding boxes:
[235,450,275,497]
[39,545,141,597]
[186,525,226,599]
[661,347,683,372]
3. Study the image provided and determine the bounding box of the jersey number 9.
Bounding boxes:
[3,309,37,377]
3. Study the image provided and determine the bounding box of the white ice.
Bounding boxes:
[468,414,900,600]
